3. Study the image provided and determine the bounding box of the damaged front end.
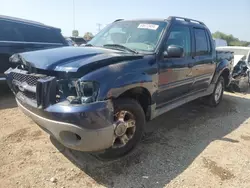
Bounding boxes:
[5,68,57,108]
[4,67,81,109]
[4,54,115,152]
[5,54,101,109]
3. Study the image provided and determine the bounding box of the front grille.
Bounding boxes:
[10,71,46,102]
[8,69,56,108]
[12,72,45,86]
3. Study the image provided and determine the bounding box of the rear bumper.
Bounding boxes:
[17,99,115,152]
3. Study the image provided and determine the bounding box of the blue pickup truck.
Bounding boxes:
[5,16,233,159]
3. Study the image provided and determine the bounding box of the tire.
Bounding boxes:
[205,76,225,107]
[96,98,145,160]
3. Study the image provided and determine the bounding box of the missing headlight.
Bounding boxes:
[75,81,99,103]
[57,79,78,103]
[57,80,99,104]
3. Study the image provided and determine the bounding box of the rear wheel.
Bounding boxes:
[205,76,225,107]
[96,98,145,160]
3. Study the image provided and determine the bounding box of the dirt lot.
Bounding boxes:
[1,88,250,188]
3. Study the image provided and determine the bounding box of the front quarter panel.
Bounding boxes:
[81,55,158,103]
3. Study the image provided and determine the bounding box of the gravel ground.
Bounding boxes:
[1,87,250,188]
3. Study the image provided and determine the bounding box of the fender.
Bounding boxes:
[211,58,232,86]
[107,72,157,104]
[80,57,158,102]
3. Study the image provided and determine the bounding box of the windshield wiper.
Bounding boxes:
[103,44,138,54]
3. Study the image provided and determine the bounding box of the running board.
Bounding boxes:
[150,84,215,120]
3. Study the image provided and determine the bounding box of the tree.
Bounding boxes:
[72,30,79,37]
[212,31,250,46]
[83,32,94,41]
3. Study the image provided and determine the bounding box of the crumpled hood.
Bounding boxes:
[14,46,143,72]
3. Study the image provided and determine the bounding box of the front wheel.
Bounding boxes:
[205,76,225,107]
[96,98,145,160]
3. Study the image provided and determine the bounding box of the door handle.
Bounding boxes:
[188,63,194,68]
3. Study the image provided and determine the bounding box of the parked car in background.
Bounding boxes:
[0,15,68,82]
[69,37,87,46]
[65,37,77,46]
[5,16,233,159]
[217,46,250,92]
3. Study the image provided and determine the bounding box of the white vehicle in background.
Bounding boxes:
[217,46,250,92]
[213,38,228,47]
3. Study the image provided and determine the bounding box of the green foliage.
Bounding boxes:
[83,32,94,41]
[72,30,79,37]
[212,31,250,46]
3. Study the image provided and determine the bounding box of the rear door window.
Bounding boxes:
[194,28,210,56]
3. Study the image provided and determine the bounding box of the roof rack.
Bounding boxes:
[114,19,124,22]
[167,16,205,25]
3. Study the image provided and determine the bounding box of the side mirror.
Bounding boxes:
[164,45,184,58]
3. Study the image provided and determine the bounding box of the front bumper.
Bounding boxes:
[17,99,115,152]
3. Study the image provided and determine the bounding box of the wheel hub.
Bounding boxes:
[112,110,136,148]
[115,122,127,137]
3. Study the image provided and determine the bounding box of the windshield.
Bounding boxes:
[88,20,167,52]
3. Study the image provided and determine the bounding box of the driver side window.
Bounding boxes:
[166,25,191,57]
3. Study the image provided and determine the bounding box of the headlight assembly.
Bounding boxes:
[75,81,99,103]
[57,79,100,104]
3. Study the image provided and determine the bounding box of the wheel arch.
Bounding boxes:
[212,58,231,87]
[220,68,230,87]
[114,87,152,120]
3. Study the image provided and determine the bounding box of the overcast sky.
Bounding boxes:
[1,0,250,41]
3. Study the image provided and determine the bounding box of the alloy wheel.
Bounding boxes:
[112,110,136,148]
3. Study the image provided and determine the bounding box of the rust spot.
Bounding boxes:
[203,158,235,181]
[241,135,250,141]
